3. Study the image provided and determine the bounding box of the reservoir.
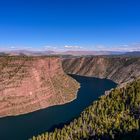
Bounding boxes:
[0,75,117,140]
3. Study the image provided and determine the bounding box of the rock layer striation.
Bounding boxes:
[0,56,80,117]
[62,56,140,84]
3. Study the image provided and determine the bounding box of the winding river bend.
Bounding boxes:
[0,75,117,140]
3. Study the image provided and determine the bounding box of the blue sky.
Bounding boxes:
[0,0,140,51]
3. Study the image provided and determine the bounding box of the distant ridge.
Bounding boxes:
[2,50,55,56]
[0,50,126,56]
[123,51,140,56]
[61,51,125,56]
[1,50,140,57]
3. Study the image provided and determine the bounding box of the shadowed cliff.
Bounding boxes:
[62,56,140,84]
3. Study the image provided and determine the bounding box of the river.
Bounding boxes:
[0,75,117,140]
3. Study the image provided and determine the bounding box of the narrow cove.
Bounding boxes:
[0,75,117,140]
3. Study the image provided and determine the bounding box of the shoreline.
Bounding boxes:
[0,84,81,119]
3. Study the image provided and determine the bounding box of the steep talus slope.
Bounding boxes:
[0,56,80,117]
[62,56,140,84]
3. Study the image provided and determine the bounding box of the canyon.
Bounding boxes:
[0,56,80,117]
[62,56,140,85]
[0,55,140,118]
[28,56,140,140]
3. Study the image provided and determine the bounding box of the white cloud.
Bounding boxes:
[121,44,129,47]
[10,46,17,49]
[43,46,58,51]
[0,46,34,52]
[94,44,140,52]
[64,45,83,49]
[0,43,140,52]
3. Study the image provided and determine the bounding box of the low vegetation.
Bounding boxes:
[30,78,140,140]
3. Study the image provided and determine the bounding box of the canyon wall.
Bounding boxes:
[0,56,80,117]
[62,56,140,84]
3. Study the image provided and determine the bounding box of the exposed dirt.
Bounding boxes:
[0,56,80,117]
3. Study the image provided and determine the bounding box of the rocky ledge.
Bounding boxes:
[0,56,80,117]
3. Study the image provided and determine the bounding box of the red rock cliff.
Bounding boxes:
[0,56,80,117]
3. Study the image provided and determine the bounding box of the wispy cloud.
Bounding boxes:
[64,45,84,50]
[94,43,140,52]
[43,46,57,51]
[0,43,140,52]
[0,45,34,52]
[10,46,17,49]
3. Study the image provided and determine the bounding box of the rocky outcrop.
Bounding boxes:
[62,56,140,84]
[0,56,80,117]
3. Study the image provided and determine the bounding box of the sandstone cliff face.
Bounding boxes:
[62,56,140,84]
[0,56,80,117]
